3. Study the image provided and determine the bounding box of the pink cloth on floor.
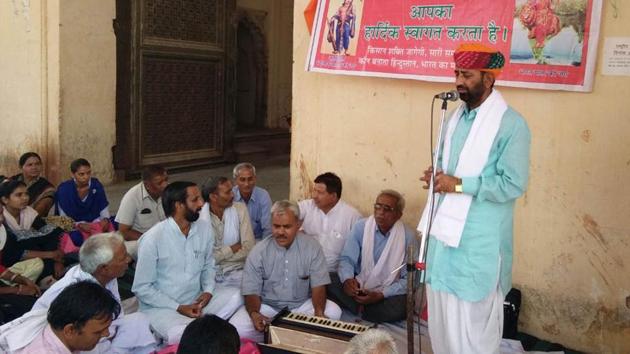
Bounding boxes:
[59,233,80,254]
[239,338,261,354]
[80,221,115,238]
[60,222,114,254]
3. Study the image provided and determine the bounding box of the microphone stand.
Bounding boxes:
[406,243,415,354]
[412,97,452,354]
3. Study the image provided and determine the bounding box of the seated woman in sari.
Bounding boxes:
[55,158,114,245]
[0,178,65,280]
[11,152,56,217]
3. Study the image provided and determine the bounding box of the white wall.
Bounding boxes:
[58,0,116,183]
[0,0,60,181]
[0,0,115,184]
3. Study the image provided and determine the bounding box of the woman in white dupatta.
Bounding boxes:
[1,178,65,281]
[0,203,42,324]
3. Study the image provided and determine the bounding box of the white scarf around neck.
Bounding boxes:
[418,89,507,248]
[2,206,38,231]
[356,216,406,292]
[221,205,240,246]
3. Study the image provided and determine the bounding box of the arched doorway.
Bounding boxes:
[235,13,267,131]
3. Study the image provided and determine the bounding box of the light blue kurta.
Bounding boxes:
[233,186,272,239]
[426,101,531,302]
[133,217,216,311]
[133,218,244,343]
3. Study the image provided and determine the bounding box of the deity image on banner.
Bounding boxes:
[510,0,587,66]
[323,0,364,56]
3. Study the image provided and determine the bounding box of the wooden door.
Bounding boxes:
[115,0,236,175]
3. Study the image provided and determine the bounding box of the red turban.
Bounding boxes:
[454,43,505,76]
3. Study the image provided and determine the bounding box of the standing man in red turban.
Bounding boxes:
[419,43,531,353]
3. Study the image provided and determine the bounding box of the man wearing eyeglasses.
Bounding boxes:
[327,190,417,323]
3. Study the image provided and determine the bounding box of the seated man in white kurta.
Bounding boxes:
[229,200,342,342]
[1,232,156,353]
[298,172,361,273]
[132,182,241,345]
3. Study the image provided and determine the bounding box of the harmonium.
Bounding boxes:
[259,308,374,354]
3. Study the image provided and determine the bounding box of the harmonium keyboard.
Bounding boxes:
[260,308,374,354]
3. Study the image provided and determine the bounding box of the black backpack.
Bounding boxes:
[503,288,521,339]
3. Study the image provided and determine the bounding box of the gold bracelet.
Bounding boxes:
[10,273,18,282]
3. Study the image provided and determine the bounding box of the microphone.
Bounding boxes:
[434,90,459,101]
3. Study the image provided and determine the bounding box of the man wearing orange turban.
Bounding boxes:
[419,43,531,353]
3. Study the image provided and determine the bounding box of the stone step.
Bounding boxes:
[233,128,290,161]
[235,144,273,162]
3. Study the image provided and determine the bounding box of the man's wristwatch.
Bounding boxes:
[454,178,463,193]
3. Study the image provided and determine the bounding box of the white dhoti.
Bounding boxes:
[427,284,504,354]
[217,269,245,289]
[229,299,342,343]
[144,286,242,345]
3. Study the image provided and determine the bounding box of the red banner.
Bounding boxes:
[306,0,603,92]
